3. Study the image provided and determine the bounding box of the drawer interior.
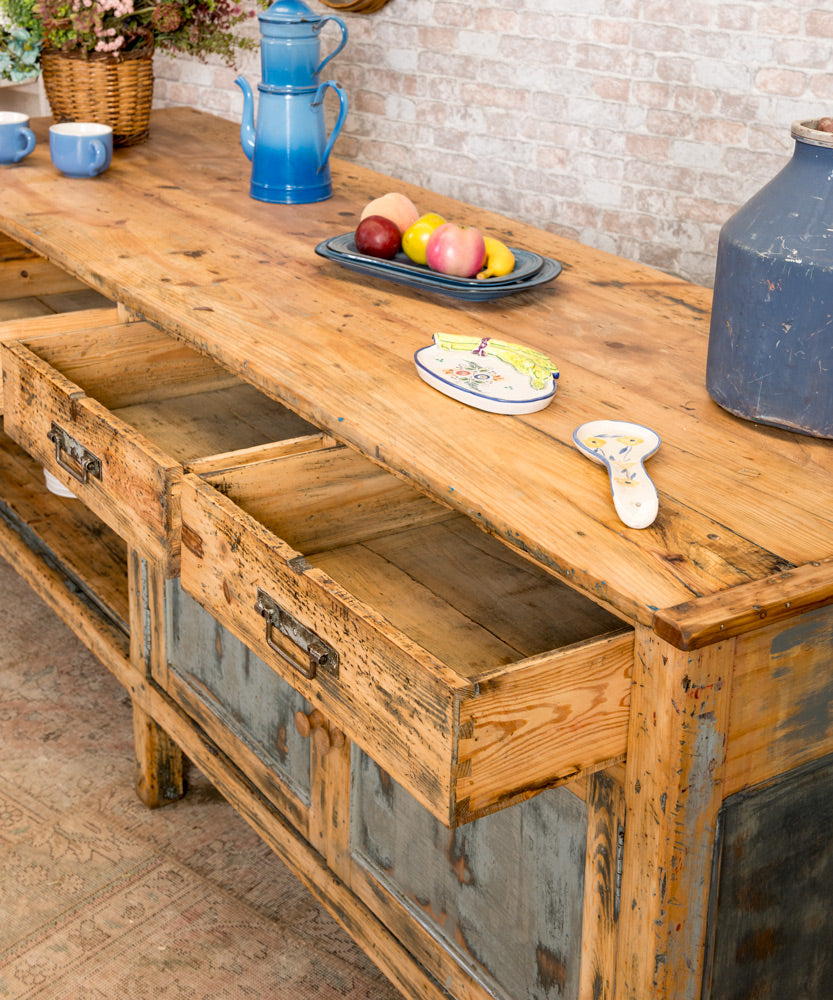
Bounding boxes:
[16,322,318,465]
[202,446,625,678]
[187,441,633,825]
[0,421,129,634]
[0,235,112,319]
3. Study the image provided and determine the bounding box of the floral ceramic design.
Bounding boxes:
[414,333,558,414]
[573,420,661,529]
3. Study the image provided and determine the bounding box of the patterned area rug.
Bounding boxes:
[0,556,402,1000]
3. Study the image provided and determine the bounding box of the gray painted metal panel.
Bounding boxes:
[165,579,312,802]
[705,752,833,999]
[351,749,587,1000]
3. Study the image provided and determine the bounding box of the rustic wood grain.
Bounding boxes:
[654,556,833,649]
[180,469,463,824]
[0,256,91,300]
[180,453,636,825]
[579,769,626,1000]
[132,698,184,808]
[616,626,734,999]
[455,631,633,822]
[3,110,829,636]
[0,425,130,627]
[3,335,184,569]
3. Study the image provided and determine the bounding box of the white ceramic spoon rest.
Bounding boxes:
[572,420,661,529]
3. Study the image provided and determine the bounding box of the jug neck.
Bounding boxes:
[791,118,833,154]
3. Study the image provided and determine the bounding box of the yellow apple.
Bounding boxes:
[401,213,446,265]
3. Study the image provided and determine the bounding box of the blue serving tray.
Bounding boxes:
[315,234,562,301]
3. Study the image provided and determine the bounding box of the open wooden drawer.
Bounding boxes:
[179,446,635,827]
[1,321,326,574]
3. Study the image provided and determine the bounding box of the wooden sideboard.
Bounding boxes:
[2,108,832,1000]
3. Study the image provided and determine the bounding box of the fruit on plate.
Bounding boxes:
[425,223,487,278]
[477,237,515,279]
[355,215,402,259]
[818,116,833,133]
[401,213,446,265]
[360,192,420,235]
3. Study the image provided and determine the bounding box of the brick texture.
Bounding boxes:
[153,0,833,287]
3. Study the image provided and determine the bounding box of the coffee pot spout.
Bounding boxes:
[235,76,256,162]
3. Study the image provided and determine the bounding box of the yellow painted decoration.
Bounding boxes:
[433,332,558,390]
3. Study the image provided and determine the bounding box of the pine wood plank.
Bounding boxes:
[216,446,454,555]
[454,631,633,821]
[21,320,239,407]
[186,432,335,475]
[4,110,830,628]
[0,425,129,626]
[132,699,184,808]
[615,627,734,999]
[3,337,183,569]
[653,556,833,649]
[579,769,626,1000]
[0,233,34,261]
[312,540,524,673]
[0,256,91,300]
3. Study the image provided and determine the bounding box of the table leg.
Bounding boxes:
[132,699,184,808]
[615,625,735,998]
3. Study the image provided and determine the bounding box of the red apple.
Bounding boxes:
[355,215,402,259]
[425,223,486,277]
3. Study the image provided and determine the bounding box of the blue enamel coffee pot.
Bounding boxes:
[236,0,349,204]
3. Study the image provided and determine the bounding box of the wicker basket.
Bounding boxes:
[41,44,154,147]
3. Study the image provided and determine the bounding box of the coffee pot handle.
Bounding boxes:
[314,16,348,76]
[313,80,349,174]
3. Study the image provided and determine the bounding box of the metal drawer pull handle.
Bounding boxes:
[46,422,102,485]
[254,588,339,680]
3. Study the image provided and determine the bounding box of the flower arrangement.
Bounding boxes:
[0,0,258,80]
[1,0,42,81]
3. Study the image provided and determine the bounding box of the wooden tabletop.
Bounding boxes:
[3,107,832,640]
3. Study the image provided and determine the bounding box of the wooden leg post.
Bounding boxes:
[579,768,627,1000]
[132,699,184,808]
[615,625,735,998]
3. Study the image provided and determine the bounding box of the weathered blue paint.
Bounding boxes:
[705,753,833,998]
[165,580,312,801]
[706,120,833,438]
[351,749,588,1000]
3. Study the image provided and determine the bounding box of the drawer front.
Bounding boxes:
[164,579,313,815]
[2,338,181,567]
[180,471,462,824]
[351,749,587,1000]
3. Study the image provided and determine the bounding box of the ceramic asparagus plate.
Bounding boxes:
[414,332,559,413]
[572,420,661,529]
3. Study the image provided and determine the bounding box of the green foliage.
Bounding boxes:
[1,0,262,80]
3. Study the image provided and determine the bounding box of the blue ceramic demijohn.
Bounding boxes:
[706,118,833,438]
[235,0,348,204]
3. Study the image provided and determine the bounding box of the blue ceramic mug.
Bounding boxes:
[49,122,113,177]
[0,112,36,165]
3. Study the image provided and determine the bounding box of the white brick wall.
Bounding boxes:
[153,0,833,287]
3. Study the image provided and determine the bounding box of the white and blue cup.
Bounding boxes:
[49,122,113,178]
[0,112,36,165]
